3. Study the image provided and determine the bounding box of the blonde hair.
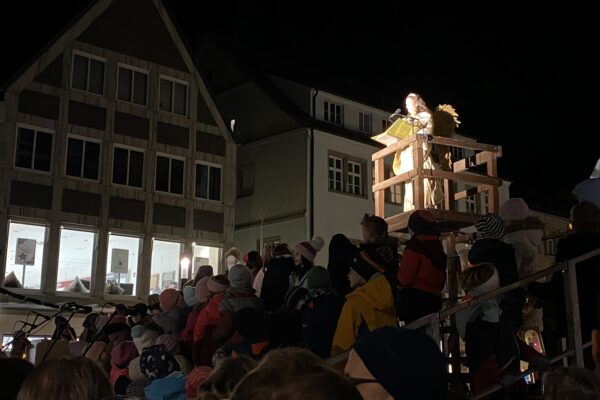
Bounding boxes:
[17,357,113,400]
[197,356,257,399]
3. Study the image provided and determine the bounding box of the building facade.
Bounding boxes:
[0,0,236,306]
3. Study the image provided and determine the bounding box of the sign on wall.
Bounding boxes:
[111,248,129,274]
[16,238,36,265]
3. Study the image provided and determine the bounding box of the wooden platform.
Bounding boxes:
[386,209,482,233]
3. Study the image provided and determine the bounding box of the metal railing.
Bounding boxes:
[327,248,600,398]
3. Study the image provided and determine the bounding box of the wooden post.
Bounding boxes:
[374,158,385,218]
[414,136,425,210]
[444,232,464,393]
[444,179,454,212]
[486,152,500,213]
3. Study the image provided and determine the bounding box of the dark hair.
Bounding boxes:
[328,234,356,296]
[197,356,257,399]
[212,274,230,286]
[361,214,388,239]
[0,358,34,400]
[273,243,292,257]
[245,251,263,271]
[231,348,361,400]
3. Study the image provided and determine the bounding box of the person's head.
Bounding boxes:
[361,214,389,243]
[140,344,180,380]
[225,247,242,270]
[273,243,292,257]
[197,356,257,399]
[208,275,230,295]
[16,357,113,400]
[186,366,212,399]
[543,367,600,400]
[131,325,160,354]
[294,236,325,267]
[244,251,263,274]
[0,358,34,400]
[261,243,274,269]
[306,266,332,294]
[231,348,361,400]
[571,201,600,233]
[159,288,181,312]
[348,248,389,289]
[110,340,139,368]
[345,327,447,400]
[475,213,506,239]
[195,276,211,304]
[405,93,429,116]
[408,210,439,236]
[129,303,148,323]
[228,264,252,289]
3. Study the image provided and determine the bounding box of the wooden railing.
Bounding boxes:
[372,135,503,231]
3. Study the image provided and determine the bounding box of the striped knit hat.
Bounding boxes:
[475,214,505,239]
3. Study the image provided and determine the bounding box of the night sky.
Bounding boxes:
[4,3,598,215]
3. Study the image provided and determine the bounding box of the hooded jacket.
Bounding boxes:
[398,235,447,298]
[144,371,186,400]
[331,274,396,355]
[502,217,544,278]
[215,287,264,340]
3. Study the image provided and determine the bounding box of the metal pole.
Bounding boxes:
[563,260,584,366]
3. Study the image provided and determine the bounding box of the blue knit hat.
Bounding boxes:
[353,327,447,399]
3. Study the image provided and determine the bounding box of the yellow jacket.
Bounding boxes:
[331,274,397,355]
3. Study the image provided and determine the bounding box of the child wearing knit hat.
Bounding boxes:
[290,236,325,289]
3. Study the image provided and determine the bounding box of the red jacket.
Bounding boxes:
[398,235,447,298]
[180,305,203,345]
[193,294,224,342]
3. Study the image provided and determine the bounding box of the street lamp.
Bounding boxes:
[180,256,190,281]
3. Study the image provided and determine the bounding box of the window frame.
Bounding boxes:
[155,152,186,196]
[327,151,367,198]
[13,123,54,175]
[194,160,223,203]
[158,74,189,117]
[71,50,106,96]
[111,144,145,190]
[64,134,102,182]
[116,63,149,107]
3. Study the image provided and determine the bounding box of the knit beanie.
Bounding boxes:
[351,248,387,281]
[354,327,447,399]
[459,263,499,294]
[133,327,160,354]
[183,286,199,307]
[228,264,252,289]
[475,213,505,239]
[155,334,180,355]
[195,276,211,303]
[186,366,212,399]
[207,275,230,294]
[140,344,180,380]
[295,236,325,263]
[159,288,181,312]
[306,266,331,290]
[500,198,530,222]
[111,340,139,368]
[408,210,438,236]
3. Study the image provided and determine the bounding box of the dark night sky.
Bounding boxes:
[3,2,598,214]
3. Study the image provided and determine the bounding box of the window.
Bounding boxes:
[237,164,255,198]
[482,192,489,214]
[71,52,105,95]
[465,194,478,214]
[329,153,366,196]
[381,119,391,131]
[56,228,96,293]
[192,244,221,279]
[155,155,185,195]
[14,126,53,172]
[4,222,47,290]
[112,146,144,188]
[195,162,222,202]
[347,161,363,195]
[256,236,281,252]
[544,239,557,256]
[150,240,182,293]
[451,147,465,162]
[359,112,372,133]
[117,65,148,106]
[105,234,141,296]
[65,136,100,180]
[324,101,343,125]
[159,76,188,116]
[328,155,343,192]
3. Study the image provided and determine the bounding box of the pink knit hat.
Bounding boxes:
[110,340,139,367]
[500,198,530,222]
[295,236,325,263]
[186,366,212,398]
[159,288,181,312]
